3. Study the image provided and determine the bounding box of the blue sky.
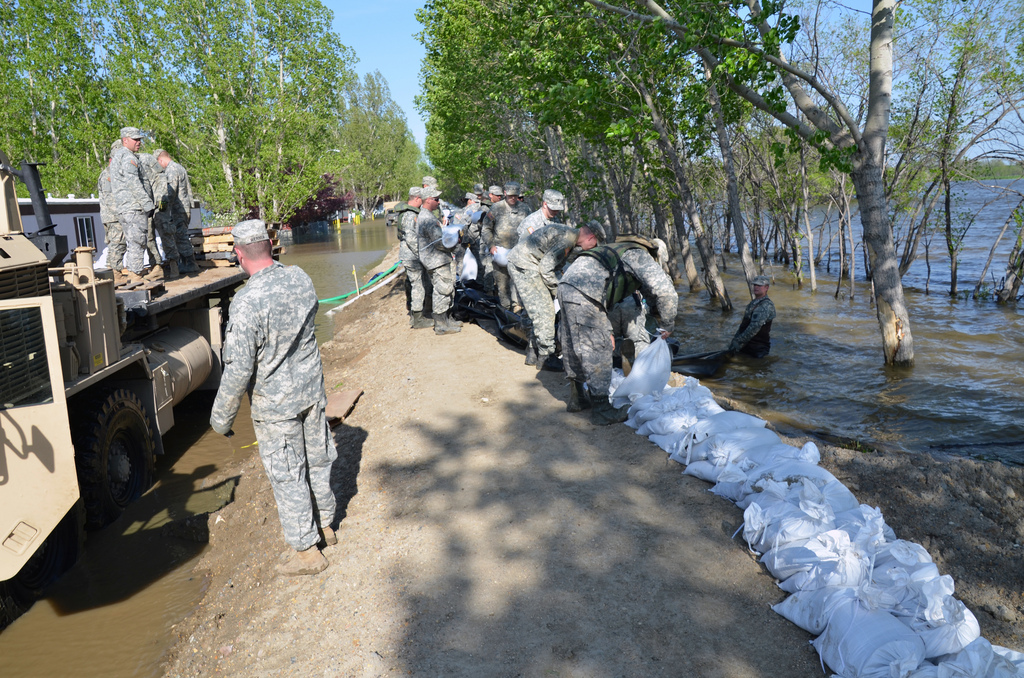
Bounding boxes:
[322,1,428,148]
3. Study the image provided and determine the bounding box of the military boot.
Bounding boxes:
[180,254,200,274]
[566,380,591,412]
[125,269,145,285]
[144,264,164,281]
[524,343,538,366]
[410,310,433,330]
[589,396,629,426]
[167,260,180,280]
[320,526,338,547]
[276,546,328,576]
[113,269,127,286]
[539,354,563,372]
[433,312,461,335]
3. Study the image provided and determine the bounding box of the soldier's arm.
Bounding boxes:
[210,303,259,435]
[537,230,575,292]
[624,250,677,334]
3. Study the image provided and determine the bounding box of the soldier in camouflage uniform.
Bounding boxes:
[110,127,156,283]
[142,151,179,279]
[517,188,565,240]
[417,187,461,335]
[508,220,604,370]
[453,191,485,283]
[157,150,199,274]
[478,185,503,293]
[397,187,432,329]
[482,181,531,310]
[728,275,775,357]
[557,240,678,424]
[210,219,336,577]
[98,140,126,284]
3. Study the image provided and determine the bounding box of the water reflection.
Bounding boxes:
[676,258,1024,464]
[279,219,398,344]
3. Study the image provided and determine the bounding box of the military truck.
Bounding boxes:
[0,152,245,626]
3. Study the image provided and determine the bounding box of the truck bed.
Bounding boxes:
[117,266,246,316]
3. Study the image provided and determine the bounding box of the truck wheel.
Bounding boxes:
[73,388,156,530]
[0,503,84,630]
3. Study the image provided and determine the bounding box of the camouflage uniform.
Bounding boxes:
[97,166,125,271]
[396,203,429,312]
[729,296,776,357]
[481,198,530,309]
[163,159,195,267]
[516,207,559,240]
[210,260,337,552]
[608,295,653,357]
[110,145,155,274]
[507,224,580,357]
[557,247,678,396]
[142,153,178,262]
[417,207,457,314]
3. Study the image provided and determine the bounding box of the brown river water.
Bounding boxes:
[2,190,1022,674]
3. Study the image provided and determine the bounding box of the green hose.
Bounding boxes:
[319,262,401,304]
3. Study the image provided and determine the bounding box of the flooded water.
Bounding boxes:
[682,179,1024,464]
[279,220,399,344]
[0,222,396,676]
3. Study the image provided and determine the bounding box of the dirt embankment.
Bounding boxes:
[161,248,1024,676]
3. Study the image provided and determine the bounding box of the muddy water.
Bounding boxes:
[0,222,396,675]
[679,179,1024,464]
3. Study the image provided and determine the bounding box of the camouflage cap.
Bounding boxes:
[503,181,521,196]
[150,148,165,158]
[408,186,422,198]
[752,275,771,286]
[464,192,477,201]
[421,187,442,199]
[422,175,438,188]
[120,126,143,139]
[233,219,270,246]
[542,188,565,211]
[583,220,607,243]
[473,183,484,194]
[488,185,503,196]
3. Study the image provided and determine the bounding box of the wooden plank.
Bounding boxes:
[326,389,363,424]
[197,259,237,268]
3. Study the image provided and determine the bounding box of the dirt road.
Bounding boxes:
[162,254,1023,676]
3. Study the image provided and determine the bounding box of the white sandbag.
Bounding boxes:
[773,586,859,634]
[709,465,757,503]
[683,459,726,483]
[681,411,767,456]
[933,637,1019,677]
[900,596,981,659]
[689,427,782,467]
[835,504,897,551]
[492,246,510,267]
[611,338,671,407]
[896,575,956,623]
[441,225,462,248]
[767,530,870,592]
[745,461,861,514]
[460,248,478,281]
[906,664,940,678]
[637,410,700,437]
[992,645,1024,669]
[742,498,836,554]
[738,441,821,468]
[813,600,926,678]
[649,431,687,453]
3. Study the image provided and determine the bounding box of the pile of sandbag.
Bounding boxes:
[609,340,1021,678]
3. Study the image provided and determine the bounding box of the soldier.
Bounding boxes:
[157,150,199,275]
[453,191,486,282]
[110,127,156,284]
[210,219,337,577]
[517,188,565,239]
[481,181,531,310]
[728,275,775,357]
[417,187,461,335]
[557,239,678,424]
[98,140,127,284]
[478,184,503,292]
[508,221,605,370]
[397,187,432,329]
[142,150,179,279]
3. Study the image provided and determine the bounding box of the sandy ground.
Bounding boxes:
[161,249,1024,676]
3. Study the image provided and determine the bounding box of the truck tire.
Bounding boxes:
[0,503,85,630]
[73,388,156,530]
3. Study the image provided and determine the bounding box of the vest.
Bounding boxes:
[576,241,654,310]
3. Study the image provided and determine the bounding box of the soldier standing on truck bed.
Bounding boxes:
[141,150,177,279]
[110,127,157,284]
[99,140,127,284]
[157,150,199,275]
[210,219,338,577]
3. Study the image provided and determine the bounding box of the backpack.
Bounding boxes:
[577,240,657,309]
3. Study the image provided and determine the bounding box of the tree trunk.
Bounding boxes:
[800,141,817,291]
